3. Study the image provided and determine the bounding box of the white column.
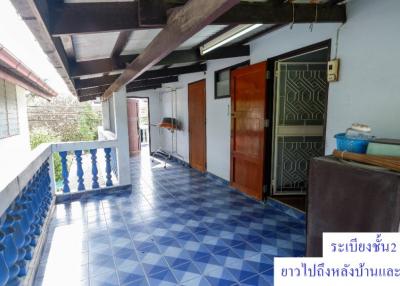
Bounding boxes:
[112,89,131,186]
[101,100,111,130]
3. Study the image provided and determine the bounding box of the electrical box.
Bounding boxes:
[327,59,340,82]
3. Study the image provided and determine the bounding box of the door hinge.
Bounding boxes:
[264,119,270,128]
[266,70,271,80]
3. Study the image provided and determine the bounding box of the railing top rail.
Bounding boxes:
[0,143,52,216]
[0,139,119,217]
[51,139,118,153]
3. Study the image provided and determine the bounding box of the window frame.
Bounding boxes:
[0,79,20,139]
[214,60,250,100]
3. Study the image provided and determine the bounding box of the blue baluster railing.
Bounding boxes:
[59,151,70,193]
[74,150,85,191]
[104,147,113,187]
[56,142,118,193]
[0,155,53,286]
[110,147,118,178]
[90,149,100,189]
[0,140,121,285]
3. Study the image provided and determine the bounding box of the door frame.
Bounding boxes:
[126,96,152,155]
[188,79,207,172]
[264,39,332,197]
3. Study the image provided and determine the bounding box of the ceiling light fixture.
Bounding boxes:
[200,24,263,55]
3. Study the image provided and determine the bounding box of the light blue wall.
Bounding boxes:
[250,0,400,153]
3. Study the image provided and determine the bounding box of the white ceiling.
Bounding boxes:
[121,29,163,56]
[177,25,227,50]
[228,24,275,45]
[72,22,266,63]
[73,32,120,62]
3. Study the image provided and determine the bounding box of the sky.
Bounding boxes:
[0,0,71,96]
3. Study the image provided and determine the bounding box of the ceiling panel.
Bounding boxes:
[228,24,275,45]
[73,32,120,61]
[177,25,227,50]
[121,29,163,55]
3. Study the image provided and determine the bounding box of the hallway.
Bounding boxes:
[34,152,305,286]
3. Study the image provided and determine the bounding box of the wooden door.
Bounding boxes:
[127,99,141,156]
[188,80,207,172]
[230,62,267,200]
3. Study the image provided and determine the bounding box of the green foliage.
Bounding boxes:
[29,104,101,182]
[78,105,101,141]
[30,130,62,182]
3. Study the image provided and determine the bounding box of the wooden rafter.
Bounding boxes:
[59,35,75,61]
[78,75,179,98]
[102,0,241,99]
[10,0,76,95]
[126,84,162,93]
[111,31,133,58]
[78,85,108,98]
[138,0,168,27]
[75,64,206,90]
[50,1,346,35]
[126,76,178,91]
[71,45,247,78]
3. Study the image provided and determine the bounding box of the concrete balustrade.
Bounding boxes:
[0,139,131,286]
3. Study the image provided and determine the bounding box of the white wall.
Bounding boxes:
[250,0,400,152]
[125,89,163,152]
[124,57,248,181]
[113,0,400,183]
[0,85,30,164]
[111,90,131,185]
[158,72,205,162]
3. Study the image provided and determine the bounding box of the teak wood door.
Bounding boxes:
[188,80,207,172]
[127,98,141,155]
[230,62,267,200]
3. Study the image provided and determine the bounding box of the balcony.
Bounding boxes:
[0,141,305,286]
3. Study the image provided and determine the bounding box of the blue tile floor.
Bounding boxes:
[34,152,306,286]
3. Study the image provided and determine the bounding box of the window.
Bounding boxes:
[0,79,20,139]
[214,60,249,99]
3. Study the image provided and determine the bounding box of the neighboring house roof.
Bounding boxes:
[0,44,57,99]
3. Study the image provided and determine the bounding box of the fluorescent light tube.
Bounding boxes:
[200,24,262,55]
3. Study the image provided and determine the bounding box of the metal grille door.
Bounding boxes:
[272,62,327,195]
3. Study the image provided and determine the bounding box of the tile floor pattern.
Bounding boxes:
[34,154,306,286]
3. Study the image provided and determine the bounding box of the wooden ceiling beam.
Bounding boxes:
[126,76,178,91]
[102,0,241,99]
[216,2,346,24]
[75,75,119,90]
[78,85,109,98]
[74,64,206,89]
[10,0,77,94]
[126,84,162,93]
[51,2,142,36]
[77,75,178,97]
[78,94,99,102]
[111,31,133,58]
[50,2,346,35]
[71,45,247,78]
[59,35,75,61]
[138,0,168,27]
